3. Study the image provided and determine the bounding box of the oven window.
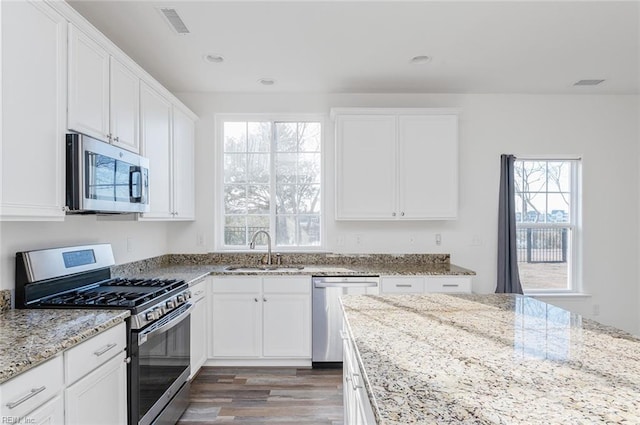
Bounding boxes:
[85,151,133,202]
[137,316,190,422]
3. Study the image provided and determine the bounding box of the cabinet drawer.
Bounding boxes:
[263,277,311,294]
[64,323,126,385]
[191,279,208,302]
[424,277,472,293]
[381,276,424,294]
[212,277,261,293]
[0,355,63,419]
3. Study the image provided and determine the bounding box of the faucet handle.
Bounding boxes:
[275,253,282,265]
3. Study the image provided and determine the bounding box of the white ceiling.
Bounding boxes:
[67,1,639,95]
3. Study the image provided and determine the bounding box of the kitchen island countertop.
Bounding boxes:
[341,294,640,424]
[0,309,130,384]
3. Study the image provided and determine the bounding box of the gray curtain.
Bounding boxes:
[496,154,523,294]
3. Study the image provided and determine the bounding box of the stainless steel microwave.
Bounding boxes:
[66,133,150,214]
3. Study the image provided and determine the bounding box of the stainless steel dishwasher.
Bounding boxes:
[312,275,380,367]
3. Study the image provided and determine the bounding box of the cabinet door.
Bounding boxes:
[336,115,396,220]
[398,115,458,219]
[172,106,195,220]
[27,394,64,425]
[109,57,139,153]
[211,293,261,357]
[1,0,66,220]
[190,293,208,378]
[64,352,127,425]
[263,294,311,357]
[68,24,109,142]
[139,82,173,219]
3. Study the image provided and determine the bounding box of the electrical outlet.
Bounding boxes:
[409,236,415,244]
[592,304,600,316]
[126,237,134,253]
[355,234,362,245]
[435,233,442,246]
[336,235,345,247]
[471,235,483,246]
[196,233,205,246]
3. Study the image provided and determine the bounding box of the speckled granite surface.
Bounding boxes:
[341,294,640,424]
[0,309,130,384]
[111,253,474,285]
[0,290,10,312]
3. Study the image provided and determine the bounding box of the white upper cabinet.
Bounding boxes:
[335,115,396,219]
[68,24,140,153]
[139,100,196,221]
[398,114,458,219]
[1,0,67,220]
[334,108,459,220]
[67,24,109,142]
[139,82,173,219]
[109,57,140,152]
[171,106,196,220]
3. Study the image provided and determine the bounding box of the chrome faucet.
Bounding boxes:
[249,230,272,265]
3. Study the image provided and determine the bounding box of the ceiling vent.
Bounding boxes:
[159,8,190,35]
[573,79,605,86]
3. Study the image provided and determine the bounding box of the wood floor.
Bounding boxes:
[177,367,344,424]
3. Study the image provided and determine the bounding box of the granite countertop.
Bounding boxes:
[341,294,640,424]
[113,262,474,286]
[0,309,130,384]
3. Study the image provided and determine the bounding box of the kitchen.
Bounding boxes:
[1,1,639,424]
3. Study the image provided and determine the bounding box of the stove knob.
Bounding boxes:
[166,300,175,309]
[145,311,156,321]
[176,294,185,303]
[185,291,192,299]
[154,307,164,318]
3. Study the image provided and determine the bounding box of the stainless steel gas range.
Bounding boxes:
[15,244,192,425]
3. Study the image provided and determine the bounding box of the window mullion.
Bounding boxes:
[270,121,277,247]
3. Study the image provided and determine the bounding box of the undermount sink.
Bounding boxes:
[224,265,305,272]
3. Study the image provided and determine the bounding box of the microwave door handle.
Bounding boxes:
[129,166,142,203]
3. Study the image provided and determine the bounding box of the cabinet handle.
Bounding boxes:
[392,212,396,217]
[443,284,460,287]
[114,136,120,142]
[254,298,259,302]
[263,297,267,302]
[351,373,363,390]
[6,386,46,409]
[94,342,117,357]
[401,212,405,216]
[124,357,131,364]
[395,284,412,288]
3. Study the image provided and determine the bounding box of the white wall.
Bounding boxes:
[0,216,168,291]
[170,92,640,334]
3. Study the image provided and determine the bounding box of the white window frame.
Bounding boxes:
[214,113,326,252]
[514,155,582,295]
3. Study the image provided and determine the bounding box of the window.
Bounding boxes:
[219,118,322,250]
[514,159,580,292]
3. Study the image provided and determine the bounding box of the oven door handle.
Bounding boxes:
[138,303,194,346]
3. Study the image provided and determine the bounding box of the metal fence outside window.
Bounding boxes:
[516,228,568,263]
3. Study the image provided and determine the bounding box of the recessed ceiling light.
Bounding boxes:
[410,55,432,65]
[573,79,605,86]
[258,78,276,86]
[203,54,224,64]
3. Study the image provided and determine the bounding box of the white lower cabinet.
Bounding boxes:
[380,275,472,294]
[342,323,375,425]
[64,322,127,425]
[190,278,209,379]
[210,276,311,362]
[0,322,127,425]
[64,351,127,425]
[28,395,64,425]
